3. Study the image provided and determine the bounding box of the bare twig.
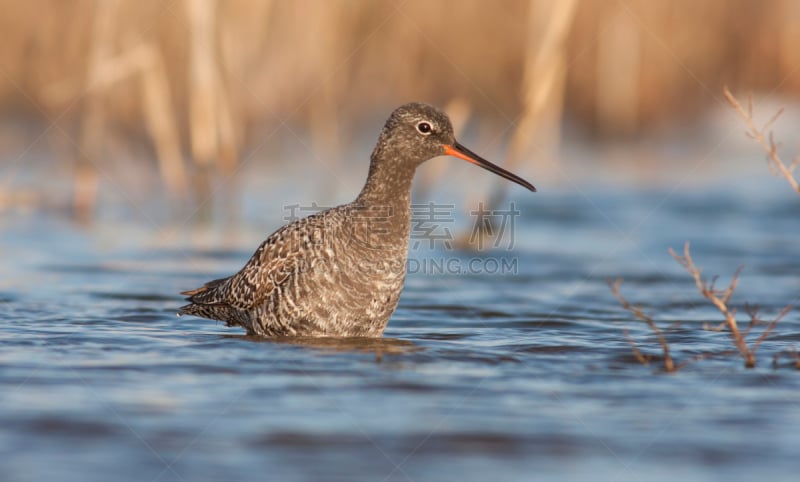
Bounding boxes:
[668,242,793,368]
[669,242,755,366]
[743,303,761,337]
[622,327,651,366]
[723,87,800,195]
[609,278,675,372]
[752,305,792,354]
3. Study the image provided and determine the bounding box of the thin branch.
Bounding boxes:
[761,107,784,133]
[722,266,744,304]
[622,328,650,366]
[752,305,793,354]
[669,242,794,368]
[743,303,761,337]
[609,278,675,372]
[723,86,800,195]
[669,242,755,367]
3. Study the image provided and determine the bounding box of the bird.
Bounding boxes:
[178,103,536,337]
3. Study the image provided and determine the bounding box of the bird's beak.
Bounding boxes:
[443,142,537,192]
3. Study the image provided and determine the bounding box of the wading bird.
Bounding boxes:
[179,103,535,337]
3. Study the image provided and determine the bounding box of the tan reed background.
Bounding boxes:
[1,0,799,217]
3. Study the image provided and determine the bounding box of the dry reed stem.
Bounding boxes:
[505,0,577,169]
[186,0,217,167]
[6,2,800,140]
[723,86,800,195]
[74,0,119,222]
[668,242,793,368]
[7,2,800,218]
[595,7,641,134]
[609,278,675,372]
[78,37,189,199]
[185,0,236,175]
[184,0,219,209]
[465,0,577,251]
[140,43,188,198]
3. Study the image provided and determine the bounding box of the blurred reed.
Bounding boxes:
[1,0,800,216]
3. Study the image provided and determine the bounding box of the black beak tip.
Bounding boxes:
[449,141,538,193]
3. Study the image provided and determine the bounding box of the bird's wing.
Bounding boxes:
[184,213,329,309]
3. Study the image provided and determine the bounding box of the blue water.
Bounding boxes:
[1,176,799,482]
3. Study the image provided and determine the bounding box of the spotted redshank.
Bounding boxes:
[179,103,536,337]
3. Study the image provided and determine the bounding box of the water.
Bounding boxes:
[1,176,799,482]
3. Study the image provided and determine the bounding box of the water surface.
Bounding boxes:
[1,178,798,482]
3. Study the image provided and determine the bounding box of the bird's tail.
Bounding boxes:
[177,302,242,328]
[180,276,229,303]
[178,276,239,325]
[177,303,207,317]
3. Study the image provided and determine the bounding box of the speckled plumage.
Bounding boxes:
[178,103,535,337]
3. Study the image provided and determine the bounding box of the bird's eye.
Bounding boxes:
[416,121,433,135]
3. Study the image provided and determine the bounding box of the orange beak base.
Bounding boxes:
[443,142,536,192]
